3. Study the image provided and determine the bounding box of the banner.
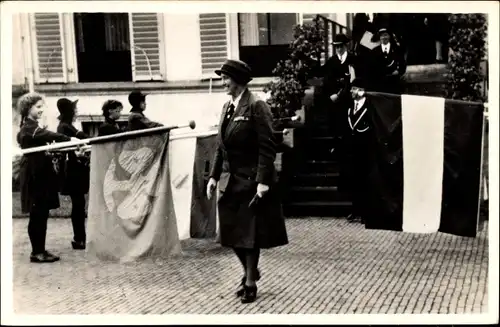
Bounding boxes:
[167,131,218,240]
[364,93,484,237]
[87,132,181,262]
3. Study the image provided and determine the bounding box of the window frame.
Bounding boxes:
[236,13,300,77]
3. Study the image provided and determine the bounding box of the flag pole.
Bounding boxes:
[15,120,196,155]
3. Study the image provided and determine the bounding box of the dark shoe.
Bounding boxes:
[236,276,246,297]
[241,285,258,304]
[30,252,59,263]
[236,269,261,297]
[72,240,86,250]
[44,251,60,262]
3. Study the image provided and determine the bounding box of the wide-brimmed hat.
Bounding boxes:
[332,33,350,45]
[128,90,148,107]
[215,59,253,85]
[57,98,78,120]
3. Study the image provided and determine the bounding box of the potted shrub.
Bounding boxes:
[265,16,325,184]
[264,16,325,129]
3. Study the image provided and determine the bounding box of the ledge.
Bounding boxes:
[404,64,448,82]
[29,64,448,96]
[33,77,275,96]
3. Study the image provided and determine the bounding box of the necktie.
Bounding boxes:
[354,101,359,113]
[221,103,235,135]
[226,103,235,119]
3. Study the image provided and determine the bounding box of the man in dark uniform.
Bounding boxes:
[371,27,407,95]
[98,100,125,136]
[342,78,376,223]
[127,90,163,131]
[320,33,357,144]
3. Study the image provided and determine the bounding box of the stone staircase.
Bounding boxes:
[282,99,352,218]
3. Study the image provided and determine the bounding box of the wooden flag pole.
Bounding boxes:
[16,120,196,155]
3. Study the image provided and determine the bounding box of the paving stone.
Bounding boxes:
[11,218,489,314]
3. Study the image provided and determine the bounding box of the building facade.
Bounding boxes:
[11,12,353,138]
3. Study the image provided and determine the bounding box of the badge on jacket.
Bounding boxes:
[234,116,250,122]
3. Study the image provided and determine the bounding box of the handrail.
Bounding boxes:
[315,15,349,61]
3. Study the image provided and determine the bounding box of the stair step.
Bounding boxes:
[284,201,352,217]
[302,160,340,173]
[292,186,338,191]
[288,187,348,202]
[292,172,340,187]
[289,201,352,206]
[310,136,335,141]
[302,136,344,160]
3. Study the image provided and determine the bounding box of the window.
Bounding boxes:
[74,13,132,82]
[238,13,299,77]
[31,12,163,84]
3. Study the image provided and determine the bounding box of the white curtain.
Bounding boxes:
[239,13,260,46]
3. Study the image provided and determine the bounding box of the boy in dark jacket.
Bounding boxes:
[127,90,163,131]
[98,100,125,136]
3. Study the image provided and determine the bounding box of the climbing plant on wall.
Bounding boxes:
[447,14,487,102]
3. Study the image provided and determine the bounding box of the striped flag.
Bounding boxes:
[364,93,485,237]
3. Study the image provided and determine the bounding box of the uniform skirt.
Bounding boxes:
[19,154,61,213]
[218,175,288,249]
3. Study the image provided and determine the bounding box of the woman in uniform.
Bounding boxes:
[17,93,74,263]
[206,59,288,304]
[56,98,90,250]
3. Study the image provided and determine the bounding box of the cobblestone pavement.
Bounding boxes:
[11,218,489,315]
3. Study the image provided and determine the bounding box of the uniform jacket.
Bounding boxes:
[320,52,357,101]
[98,118,124,136]
[339,97,375,195]
[17,118,70,213]
[372,42,406,76]
[209,89,288,249]
[56,121,90,195]
[127,108,163,131]
[315,52,357,138]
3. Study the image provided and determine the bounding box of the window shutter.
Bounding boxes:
[199,13,228,77]
[129,13,163,81]
[32,13,66,83]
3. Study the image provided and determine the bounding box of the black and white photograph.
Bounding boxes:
[1,1,498,324]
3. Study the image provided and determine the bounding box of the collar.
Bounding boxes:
[337,51,348,64]
[130,107,144,115]
[105,117,118,124]
[354,97,366,112]
[230,89,245,108]
[23,117,39,126]
[382,43,391,53]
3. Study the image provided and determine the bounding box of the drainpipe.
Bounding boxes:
[22,14,35,92]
